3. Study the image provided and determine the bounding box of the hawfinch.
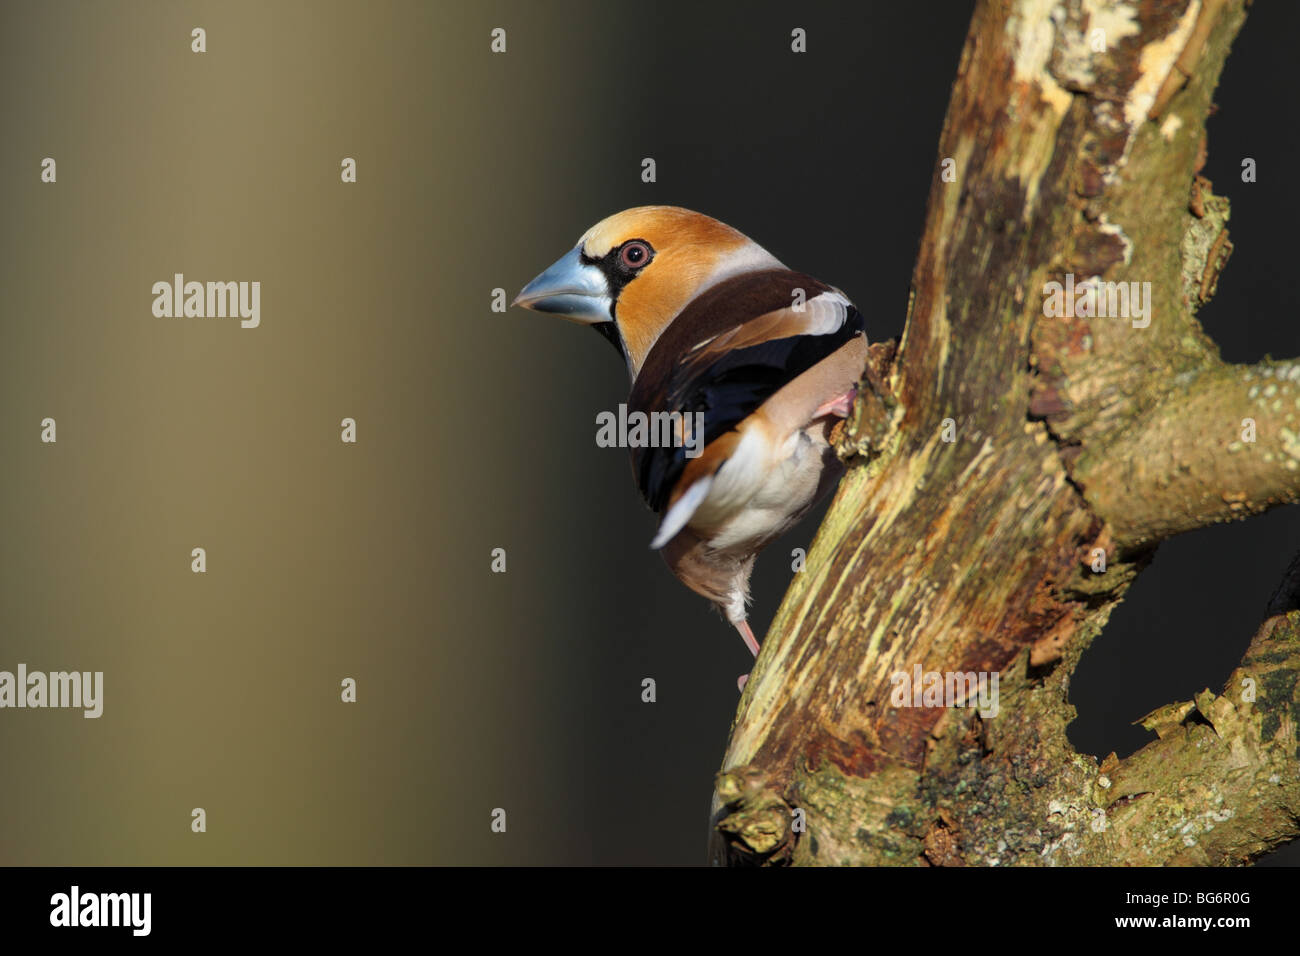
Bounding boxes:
[514,207,867,684]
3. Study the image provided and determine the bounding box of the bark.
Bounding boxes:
[710,0,1300,867]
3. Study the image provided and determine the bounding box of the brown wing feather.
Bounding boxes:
[629,270,863,513]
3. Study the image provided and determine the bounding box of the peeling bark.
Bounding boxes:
[710,0,1300,867]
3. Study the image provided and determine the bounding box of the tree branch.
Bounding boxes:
[1074,360,1300,550]
[710,0,1300,867]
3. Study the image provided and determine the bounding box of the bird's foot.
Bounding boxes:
[733,621,758,691]
[814,387,856,420]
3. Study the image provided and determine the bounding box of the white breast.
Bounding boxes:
[690,421,838,553]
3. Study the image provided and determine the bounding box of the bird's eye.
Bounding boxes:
[620,241,652,270]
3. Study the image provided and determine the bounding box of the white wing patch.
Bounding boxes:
[649,475,714,550]
[799,289,853,335]
[688,289,854,359]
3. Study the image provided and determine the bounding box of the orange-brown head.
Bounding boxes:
[513,206,783,377]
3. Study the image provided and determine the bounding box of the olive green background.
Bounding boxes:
[1,1,1296,865]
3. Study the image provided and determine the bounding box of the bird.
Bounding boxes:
[513,206,868,687]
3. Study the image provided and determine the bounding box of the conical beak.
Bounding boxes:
[512,245,613,325]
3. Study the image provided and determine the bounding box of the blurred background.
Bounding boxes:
[0,0,1295,865]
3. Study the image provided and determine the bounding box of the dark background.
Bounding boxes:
[1,0,1296,865]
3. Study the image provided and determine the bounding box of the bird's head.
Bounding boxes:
[513,206,783,377]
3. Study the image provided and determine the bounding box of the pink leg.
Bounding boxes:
[813,387,857,420]
[735,619,760,657]
[735,619,759,692]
